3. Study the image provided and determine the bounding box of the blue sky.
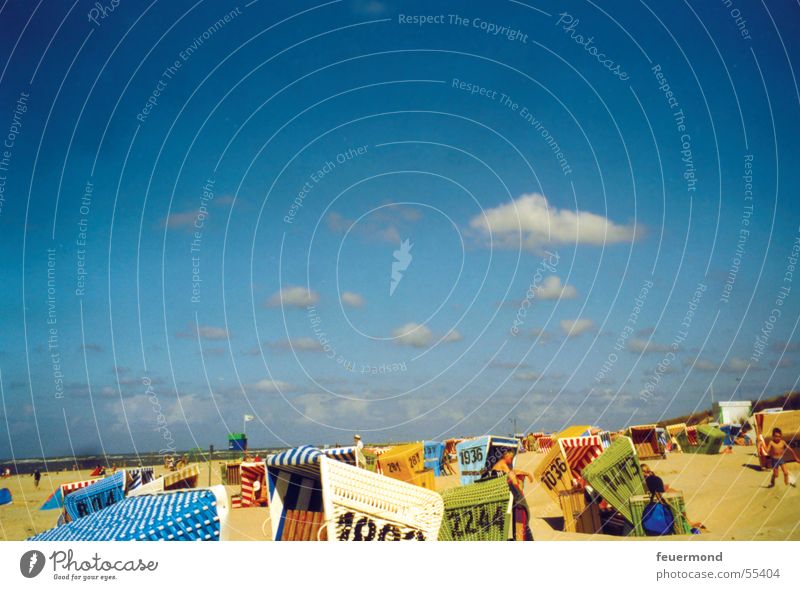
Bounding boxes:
[0,0,799,459]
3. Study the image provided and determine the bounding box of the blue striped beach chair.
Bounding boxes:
[29,487,228,541]
[423,441,446,476]
[64,471,126,521]
[322,446,357,466]
[126,467,155,493]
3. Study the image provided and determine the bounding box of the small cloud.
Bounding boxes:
[271,337,323,352]
[560,318,595,338]
[535,276,578,300]
[469,193,642,251]
[163,211,197,229]
[690,358,718,372]
[442,329,462,343]
[266,286,319,308]
[177,323,230,341]
[392,323,433,348]
[514,371,540,381]
[626,338,674,354]
[772,357,795,369]
[341,291,365,308]
[250,379,294,393]
[724,357,751,372]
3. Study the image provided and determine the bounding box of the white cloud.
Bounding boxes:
[341,291,365,308]
[535,276,578,300]
[250,379,294,393]
[392,323,433,348]
[726,357,750,372]
[163,211,197,229]
[691,359,718,372]
[626,338,673,354]
[514,371,540,381]
[266,286,319,308]
[177,323,230,341]
[272,337,322,352]
[442,329,462,343]
[560,318,595,338]
[470,193,641,250]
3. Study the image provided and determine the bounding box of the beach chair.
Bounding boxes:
[628,492,692,536]
[558,488,601,534]
[581,437,646,524]
[29,487,229,541]
[240,461,267,507]
[221,461,242,485]
[677,424,726,455]
[456,436,519,485]
[438,476,512,541]
[125,467,154,493]
[537,434,555,454]
[322,446,358,466]
[376,442,436,488]
[665,423,687,452]
[557,435,605,484]
[267,446,443,541]
[534,444,574,504]
[63,471,126,522]
[629,424,664,460]
[423,441,446,476]
[128,464,200,497]
[40,476,102,512]
[557,425,593,439]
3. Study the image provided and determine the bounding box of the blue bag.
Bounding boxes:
[642,493,674,536]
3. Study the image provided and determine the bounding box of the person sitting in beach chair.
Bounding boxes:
[489,449,534,541]
[760,428,799,488]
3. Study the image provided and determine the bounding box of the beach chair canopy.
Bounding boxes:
[456,436,519,485]
[29,487,228,541]
[557,425,593,439]
[128,464,200,497]
[558,435,605,483]
[534,444,573,503]
[40,487,64,511]
[64,471,126,521]
[323,446,358,466]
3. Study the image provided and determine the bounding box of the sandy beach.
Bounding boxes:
[1,445,797,541]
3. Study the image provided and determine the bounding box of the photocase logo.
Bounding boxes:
[390,238,413,296]
[20,550,46,578]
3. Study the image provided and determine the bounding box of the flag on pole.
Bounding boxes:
[244,415,254,422]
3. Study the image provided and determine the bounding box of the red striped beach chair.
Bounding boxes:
[240,461,267,507]
[558,436,605,485]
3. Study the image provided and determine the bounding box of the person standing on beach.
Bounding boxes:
[353,434,364,468]
[33,469,41,488]
[489,450,534,541]
[760,428,799,487]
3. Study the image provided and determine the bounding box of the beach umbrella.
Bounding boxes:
[40,487,63,510]
[0,488,11,505]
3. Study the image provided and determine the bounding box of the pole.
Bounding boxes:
[208,444,214,486]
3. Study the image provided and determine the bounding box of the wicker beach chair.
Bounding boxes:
[29,487,229,541]
[628,492,692,536]
[629,425,664,460]
[581,437,646,523]
[558,488,602,534]
[438,476,511,541]
[677,424,726,455]
[128,464,200,497]
[321,456,444,541]
[557,435,605,484]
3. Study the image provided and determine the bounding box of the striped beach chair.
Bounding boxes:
[128,464,200,497]
[629,424,664,460]
[29,487,228,541]
[126,467,154,493]
[323,446,358,466]
[537,435,555,454]
[239,461,267,508]
[64,471,126,521]
[557,435,605,484]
